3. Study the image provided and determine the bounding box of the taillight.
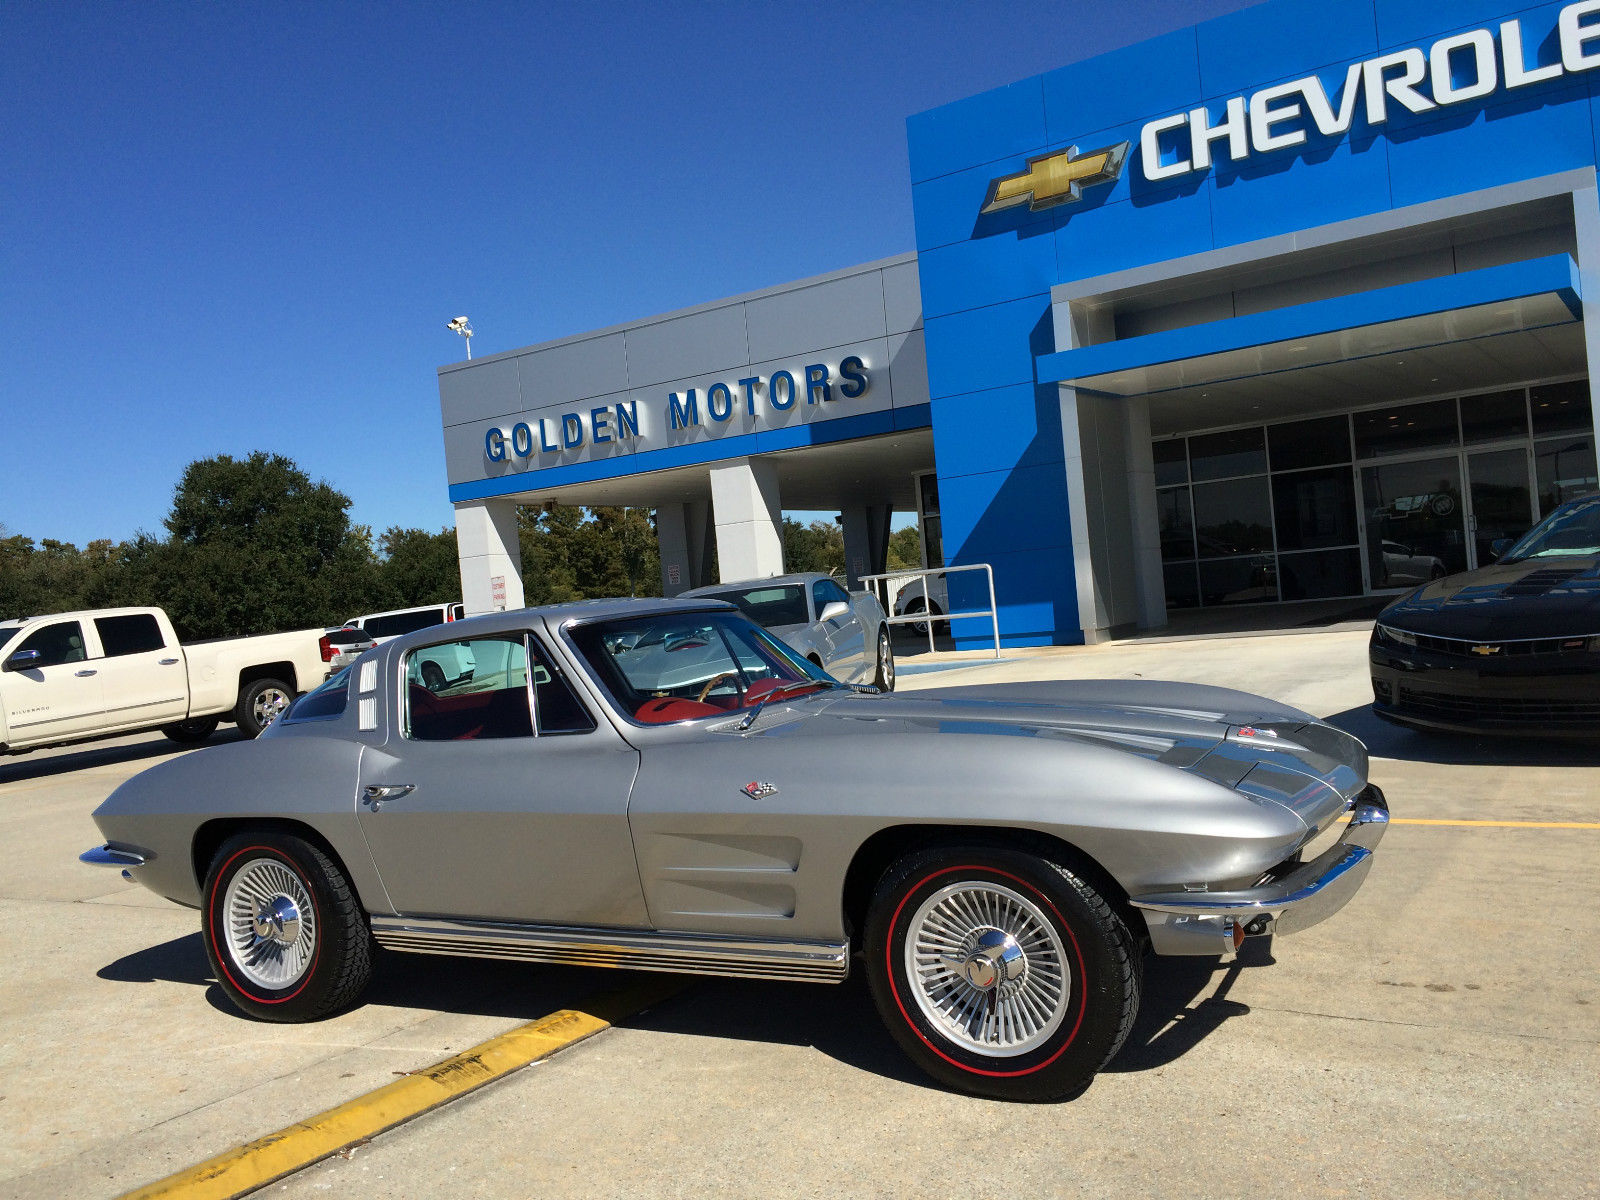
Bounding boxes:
[319,634,334,662]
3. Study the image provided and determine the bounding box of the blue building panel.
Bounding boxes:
[917,224,1059,320]
[1041,27,1203,144]
[906,77,1047,184]
[922,295,1053,400]
[1196,0,1379,96]
[1054,183,1215,282]
[953,546,1083,647]
[926,381,1065,480]
[1208,127,1393,250]
[1386,81,1598,210]
[1373,0,1557,50]
[912,160,1028,253]
[936,463,1072,558]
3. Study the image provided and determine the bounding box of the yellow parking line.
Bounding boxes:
[118,975,684,1200]
[1390,817,1600,829]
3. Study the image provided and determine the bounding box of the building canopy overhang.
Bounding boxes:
[1036,255,1584,434]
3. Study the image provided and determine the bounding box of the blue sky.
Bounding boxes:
[3,0,1258,549]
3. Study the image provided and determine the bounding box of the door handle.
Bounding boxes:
[363,783,415,811]
[160,658,180,666]
[75,669,98,678]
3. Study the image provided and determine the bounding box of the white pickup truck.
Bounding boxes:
[0,606,329,754]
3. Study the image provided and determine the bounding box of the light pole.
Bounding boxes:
[446,315,473,360]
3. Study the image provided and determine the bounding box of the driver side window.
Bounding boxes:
[16,621,87,669]
[405,635,531,741]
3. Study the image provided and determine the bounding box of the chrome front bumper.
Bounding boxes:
[1132,785,1389,956]
[80,845,149,879]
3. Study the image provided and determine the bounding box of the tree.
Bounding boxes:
[119,452,379,638]
[886,524,923,570]
[516,505,661,603]
[783,518,845,576]
[376,526,460,610]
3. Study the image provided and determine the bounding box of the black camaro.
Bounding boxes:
[1370,494,1600,735]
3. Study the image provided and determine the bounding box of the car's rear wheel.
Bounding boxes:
[235,677,293,738]
[874,627,895,691]
[864,844,1139,1102]
[202,832,373,1022]
[161,716,219,744]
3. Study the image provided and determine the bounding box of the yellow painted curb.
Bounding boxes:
[120,976,683,1200]
[1389,817,1600,829]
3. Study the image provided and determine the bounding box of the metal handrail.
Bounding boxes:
[857,563,1000,659]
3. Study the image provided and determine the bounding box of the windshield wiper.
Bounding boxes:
[735,678,840,732]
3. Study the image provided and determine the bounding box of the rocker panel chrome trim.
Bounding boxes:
[369,916,850,984]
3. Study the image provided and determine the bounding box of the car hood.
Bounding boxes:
[1378,555,1600,639]
[783,678,1368,821]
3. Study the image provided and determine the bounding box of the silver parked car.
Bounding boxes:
[83,598,1387,1102]
[682,572,892,691]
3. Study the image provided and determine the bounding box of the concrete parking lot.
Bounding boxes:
[2,625,1597,1198]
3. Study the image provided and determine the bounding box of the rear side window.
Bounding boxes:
[95,614,166,657]
[286,668,350,722]
[366,609,447,638]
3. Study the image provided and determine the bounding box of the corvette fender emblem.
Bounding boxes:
[741,781,779,800]
[1470,644,1500,656]
[981,141,1130,213]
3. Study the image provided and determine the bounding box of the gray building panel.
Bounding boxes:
[886,329,928,412]
[745,338,895,432]
[439,355,522,426]
[744,271,888,363]
[515,332,631,409]
[882,259,923,335]
[624,305,750,389]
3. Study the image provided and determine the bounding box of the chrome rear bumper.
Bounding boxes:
[1133,785,1389,955]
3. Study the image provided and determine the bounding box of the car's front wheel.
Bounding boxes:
[874,627,895,691]
[202,832,373,1022]
[864,844,1140,1102]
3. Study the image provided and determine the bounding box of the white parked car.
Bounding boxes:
[683,573,893,690]
[343,602,466,643]
[0,606,326,751]
[893,574,950,635]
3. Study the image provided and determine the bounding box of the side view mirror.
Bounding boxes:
[819,601,850,623]
[1490,538,1514,560]
[3,648,42,672]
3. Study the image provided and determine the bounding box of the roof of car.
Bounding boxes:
[380,595,738,650]
[681,573,834,595]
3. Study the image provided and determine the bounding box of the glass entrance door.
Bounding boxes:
[1360,455,1467,588]
[1465,447,1534,567]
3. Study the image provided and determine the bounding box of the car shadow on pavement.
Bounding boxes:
[0,731,246,785]
[1105,942,1272,1074]
[98,935,625,1024]
[1321,705,1600,767]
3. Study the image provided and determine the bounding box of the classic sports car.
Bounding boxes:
[1371,493,1600,734]
[682,573,892,691]
[84,598,1387,1102]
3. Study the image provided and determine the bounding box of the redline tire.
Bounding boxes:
[864,845,1139,1102]
[201,832,373,1022]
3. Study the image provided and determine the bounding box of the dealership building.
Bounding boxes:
[440,0,1600,646]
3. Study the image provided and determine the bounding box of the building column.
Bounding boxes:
[1122,397,1167,629]
[1571,183,1600,440]
[656,498,713,596]
[709,456,784,581]
[840,503,893,590]
[455,499,525,615]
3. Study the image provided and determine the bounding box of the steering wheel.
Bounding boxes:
[695,672,740,703]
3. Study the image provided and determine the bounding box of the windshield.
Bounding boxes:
[1501,495,1600,560]
[567,610,834,724]
[699,584,809,627]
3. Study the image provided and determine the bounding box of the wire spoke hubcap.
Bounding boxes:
[223,858,316,989]
[905,880,1070,1057]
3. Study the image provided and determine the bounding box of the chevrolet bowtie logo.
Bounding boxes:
[1470,644,1500,656]
[980,141,1130,213]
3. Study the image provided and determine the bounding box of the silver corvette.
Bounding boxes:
[83,598,1387,1102]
